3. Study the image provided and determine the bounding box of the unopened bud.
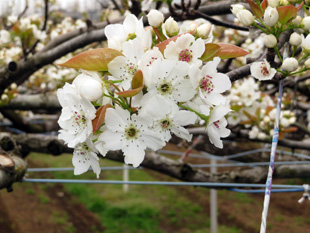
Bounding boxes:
[164,17,179,37]
[237,9,255,26]
[147,10,164,28]
[282,57,299,72]
[268,0,279,7]
[264,34,277,48]
[231,4,244,16]
[196,23,212,39]
[292,15,302,26]
[289,32,302,46]
[264,7,279,27]
[305,58,310,68]
[302,16,310,31]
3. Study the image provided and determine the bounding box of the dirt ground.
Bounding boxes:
[1,144,310,233]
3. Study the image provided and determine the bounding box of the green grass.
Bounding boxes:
[27,152,246,233]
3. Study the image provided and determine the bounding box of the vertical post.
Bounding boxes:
[210,159,217,233]
[123,164,129,193]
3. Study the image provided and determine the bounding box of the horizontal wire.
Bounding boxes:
[22,178,305,189]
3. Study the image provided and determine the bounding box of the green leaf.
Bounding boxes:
[58,48,123,71]
[92,104,112,132]
[277,5,298,25]
[246,0,263,18]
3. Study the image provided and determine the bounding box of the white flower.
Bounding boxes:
[98,106,165,167]
[305,58,310,68]
[147,9,164,28]
[57,83,96,148]
[264,34,277,48]
[268,0,279,7]
[140,95,197,142]
[292,15,302,26]
[249,126,259,139]
[250,59,277,81]
[142,59,196,103]
[189,57,231,106]
[302,16,310,31]
[73,70,103,102]
[108,38,145,90]
[289,32,302,46]
[164,17,180,37]
[231,4,245,16]
[207,105,231,149]
[282,57,298,72]
[301,34,310,53]
[72,139,101,178]
[0,30,11,44]
[264,7,279,27]
[236,10,254,26]
[104,14,152,51]
[196,23,212,39]
[164,34,205,66]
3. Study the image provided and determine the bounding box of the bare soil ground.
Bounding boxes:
[1,144,310,233]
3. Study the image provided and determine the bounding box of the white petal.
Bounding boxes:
[123,141,146,167]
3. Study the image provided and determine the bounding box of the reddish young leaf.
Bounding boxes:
[261,0,268,11]
[216,43,249,59]
[116,86,144,98]
[59,48,123,71]
[201,43,221,62]
[92,104,112,132]
[131,70,144,89]
[282,126,298,133]
[246,0,264,18]
[243,110,258,122]
[155,26,197,54]
[277,5,298,25]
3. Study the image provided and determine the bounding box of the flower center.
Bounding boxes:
[125,124,139,139]
[125,62,138,76]
[73,111,86,127]
[126,33,136,41]
[200,75,214,94]
[158,81,172,95]
[160,119,171,129]
[178,49,193,63]
[260,63,270,76]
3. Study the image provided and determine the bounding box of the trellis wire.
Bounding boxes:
[22,178,305,190]
[27,160,310,172]
[260,78,285,233]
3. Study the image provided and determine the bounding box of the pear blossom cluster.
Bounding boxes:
[57,11,233,177]
[0,13,87,102]
[231,1,310,81]
[227,77,296,140]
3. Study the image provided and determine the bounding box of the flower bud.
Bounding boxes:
[164,17,179,37]
[196,23,212,39]
[73,72,103,102]
[292,15,302,26]
[264,34,277,48]
[231,4,244,16]
[264,7,279,27]
[237,9,255,26]
[282,57,299,72]
[305,58,310,68]
[268,0,279,7]
[302,16,310,31]
[289,32,302,46]
[301,34,310,53]
[147,9,164,28]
